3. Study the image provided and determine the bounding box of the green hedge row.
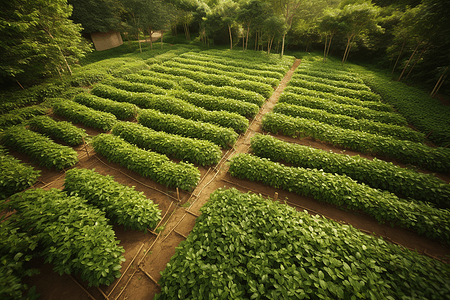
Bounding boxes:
[289,78,381,102]
[262,112,450,173]
[292,73,371,92]
[138,69,182,82]
[138,109,238,149]
[112,122,222,166]
[273,102,424,142]
[93,134,200,191]
[179,78,265,107]
[64,168,162,231]
[155,188,450,300]
[101,77,167,94]
[27,115,87,146]
[295,66,364,83]
[123,73,177,89]
[171,56,284,80]
[169,90,259,119]
[1,126,78,170]
[73,93,137,120]
[0,145,40,201]
[6,188,125,287]
[251,134,450,209]
[91,83,154,108]
[203,49,295,68]
[279,92,407,126]
[0,105,49,129]
[229,154,450,244]
[52,99,117,131]
[284,86,393,112]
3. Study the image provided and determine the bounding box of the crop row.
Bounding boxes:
[279,92,407,126]
[251,134,450,208]
[163,60,280,87]
[229,154,450,243]
[73,93,138,120]
[27,115,87,146]
[6,188,125,287]
[204,49,295,69]
[155,188,450,299]
[90,84,248,133]
[92,134,200,191]
[284,86,393,112]
[297,61,359,77]
[289,78,381,102]
[0,145,40,201]
[262,112,450,173]
[273,102,424,142]
[179,78,265,107]
[295,66,364,83]
[101,77,167,94]
[138,109,238,149]
[124,73,177,89]
[1,126,78,170]
[52,99,117,131]
[112,122,222,166]
[0,105,49,129]
[292,73,371,92]
[64,168,162,231]
[150,64,274,99]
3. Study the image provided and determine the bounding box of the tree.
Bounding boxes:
[236,0,270,51]
[318,8,341,61]
[263,15,288,54]
[68,0,122,33]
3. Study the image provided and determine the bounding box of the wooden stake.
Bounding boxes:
[274,192,278,201]
[176,188,180,202]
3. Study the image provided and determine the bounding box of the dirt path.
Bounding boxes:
[20,58,450,300]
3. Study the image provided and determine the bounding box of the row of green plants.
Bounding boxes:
[262,112,450,173]
[0,145,40,201]
[101,77,167,94]
[138,109,238,149]
[92,134,200,191]
[292,73,371,92]
[289,78,381,102]
[179,78,265,107]
[204,49,295,68]
[296,60,358,77]
[91,83,156,108]
[283,86,393,112]
[279,92,407,126]
[6,188,126,287]
[52,99,117,131]
[123,73,177,90]
[155,188,450,299]
[273,102,424,142]
[27,115,87,146]
[64,168,162,232]
[295,66,364,84]
[137,69,182,82]
[1,126,78,170]
[229,154,450,244]
[0,105,49,129]
[250,134,450,209]
[73,93,138,120]
[112,122,222,166]
[164,60,280,87]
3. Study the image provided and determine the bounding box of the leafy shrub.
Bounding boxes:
[251,134,450,208]
[64,168,161,231]
[262,112,450,173]
[295,67,364,83]
[73,93,138,120]
[27,115,87,146]
[138,109,238,149]
[0,105,49,129]
[112,122,221,166]
[92,134,200,191]
[156,188,450,299]
[124,73,177,89]
[1,126,78,170]
[52,99,117,131]
[0,145,40,201]
[229,154,450,243]
[101,77,167,94]
[292,73,371,92]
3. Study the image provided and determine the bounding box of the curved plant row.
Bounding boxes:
[292,73,371,92]
[155,188,450,299]
[0,145,40,201]
[251,134,450,209]
[274,102,424,142]
[204,49,295,68]
[0,105,49,129]
[52,99,117,131]
[112,122,222,166]
[229,154,450,244]
[101,77,167,94]
[73,93,138,120]
[262,112,450,173]
[138,109,238,149]
[27,115,87,146]
[280,92,405,126]
[6,188,126,287]
[92,134,200,191]
[64,168,162,231]
[123,73,176,90]
[295,66,364,84]
[283,86,393,112]
[1,126,78,170]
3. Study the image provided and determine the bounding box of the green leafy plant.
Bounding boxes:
[292,73,371,92]
[0,105,50,129]
[101,77,168,94]
[27,115,87,146]
[73,93,137,120]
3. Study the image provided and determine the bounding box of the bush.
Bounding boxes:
[291,73,371,92]
[101,77,167,94]
[73,93,138,120]
[0,105,49,129]
[27,115,87,146]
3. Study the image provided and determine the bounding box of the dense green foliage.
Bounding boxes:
[112,122,222,166]
[64,168,161,231]
[73,93,138,120]
[1,126,78,170]
[101,77,168,94]
[27,115,87,146]
[0,105,50,130]
[156,188,450,299]
[92,134,200,191]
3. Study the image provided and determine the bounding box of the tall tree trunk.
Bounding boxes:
[246,25,250,50]
[326,34,333,59]
[392,39,406,75]
[147,27,153,50]
[398,42,421,81]
[228,24,233,50]
[344,38,354,63]
[280,34,286,58]
[161,30,164,49]
[406,46,427,79]
[323,34,328,62]
[430,67,447,97]
[342,35,352,63]
[255,30,258,51]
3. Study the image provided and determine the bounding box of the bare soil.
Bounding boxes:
[6,58,449,300]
